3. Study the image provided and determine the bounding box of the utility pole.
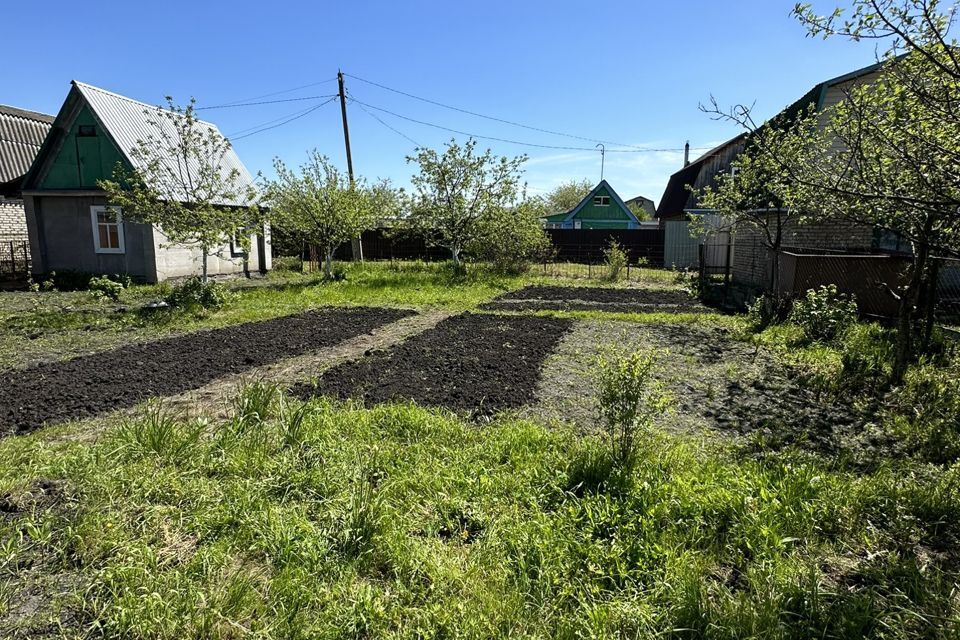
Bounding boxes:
[338,70,362,260]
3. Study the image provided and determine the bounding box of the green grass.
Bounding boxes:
[1,388,958,638]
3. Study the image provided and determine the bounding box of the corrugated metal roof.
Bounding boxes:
[0,105,54,184]
[73,81,257,207]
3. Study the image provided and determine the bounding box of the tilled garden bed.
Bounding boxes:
[0,307,414,436]
[298,312,573,416]
[482,285,711,313]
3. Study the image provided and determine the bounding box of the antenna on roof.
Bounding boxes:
[596,143,605,181]
[684,141,690,167]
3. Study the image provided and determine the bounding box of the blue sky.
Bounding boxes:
[6,1,878,205]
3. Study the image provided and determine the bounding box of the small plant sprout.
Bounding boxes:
[594,346,672,468]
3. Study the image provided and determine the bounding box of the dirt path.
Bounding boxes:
[166,310,454,419]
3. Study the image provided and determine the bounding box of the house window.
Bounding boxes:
[574,220,582,229]
[593,195,610,206]
[78,124,97,137]
[730,166,740,179]
[90,206,125,254]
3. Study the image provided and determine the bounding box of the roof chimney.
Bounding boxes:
[683,141,690,167]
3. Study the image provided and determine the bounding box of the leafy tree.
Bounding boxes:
[627,201,652,222]
[468,195,551,273]
[793,0,960,378]
[99,98,261,282]
[702,0,960,380]
[543,178,594,214]
[406,138,527,270]
[265,151,380,279]
[697,109,825,297]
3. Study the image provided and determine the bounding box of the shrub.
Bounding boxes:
[88,275,125,301]
[747,293,793,331]
[789,285,858,342]
[594,346,671,468]
[164,277,229,310]
[602,239,628,281]
[272,255,303,272]
[469,202,551,274]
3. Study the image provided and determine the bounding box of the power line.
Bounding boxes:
[211,77,338,109]
[344,72,663,150]
[229,97,337,141]
[197,95,337,110]
[348,91,422,147]
[347,95,709,154]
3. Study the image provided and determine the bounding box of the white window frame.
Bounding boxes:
[90,205,125,254]
[593,195,610,206]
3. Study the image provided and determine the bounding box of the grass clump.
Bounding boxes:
[3,392,960,637]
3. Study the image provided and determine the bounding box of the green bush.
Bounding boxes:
[272,255,303,272]
[601,239,628,281]
[164,277,229,310]
[747,293,792,331]
[789,284,858,342]
[88,275,126,301]
[468,202,552,274]
[594,346,671,468]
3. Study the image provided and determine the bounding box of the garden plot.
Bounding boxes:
[482,285,712,313]
[299,312,572,416]
[532,320,871,458]
[0,307,414,436]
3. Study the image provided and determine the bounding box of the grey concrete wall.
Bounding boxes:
[24,195,156,280]
[153,224,272,281]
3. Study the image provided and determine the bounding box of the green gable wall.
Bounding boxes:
[571,184,634,229]
[38,103,129,190]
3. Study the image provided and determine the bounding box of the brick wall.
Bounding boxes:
[731,216,874,288]
[0,199,29,244]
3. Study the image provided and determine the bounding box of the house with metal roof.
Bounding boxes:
[541,180,642,230]
[0,106,54,274]
[655,61,885,291]
[21,81,270,282]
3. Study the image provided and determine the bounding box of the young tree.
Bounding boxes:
[407,138,527,270]
[265,151,379,279]
[542,178,594,213]
[468,195,551,273]
[627,201,652,222]
[99,98,260,282]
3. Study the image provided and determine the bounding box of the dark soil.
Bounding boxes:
[0,307,414,436]
[483,285,711,313]
[297,313,573,416]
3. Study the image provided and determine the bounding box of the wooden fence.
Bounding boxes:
[317,228,666,266]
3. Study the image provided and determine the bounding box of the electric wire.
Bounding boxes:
[349,94,422,147]
[229,97,337,141]
[196,94,337,110]
[209,77,338,109]
[347,95,708,154]
[345,72,668,151]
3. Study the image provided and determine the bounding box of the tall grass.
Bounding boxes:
[1,393,959,638]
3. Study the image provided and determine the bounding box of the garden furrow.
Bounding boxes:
[0,307,414,436]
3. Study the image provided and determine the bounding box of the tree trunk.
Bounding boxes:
[451,246,462,271]
[325,247,334,279]
[893,243,929,384]
[201,249,209,283]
